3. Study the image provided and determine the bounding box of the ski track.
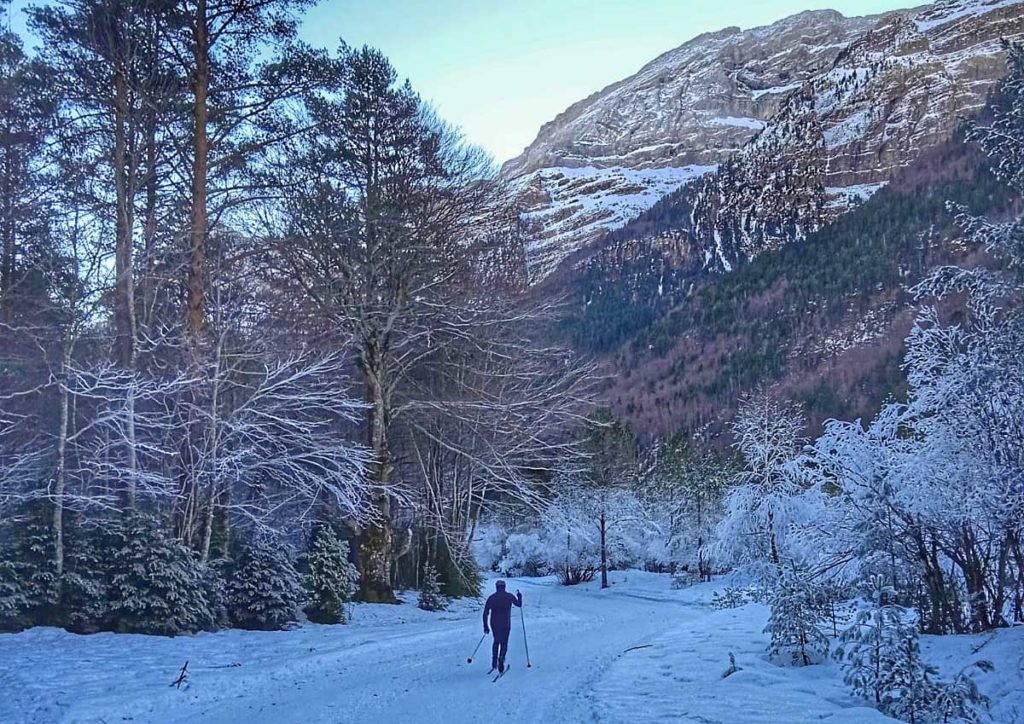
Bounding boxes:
[2,571,1022,723]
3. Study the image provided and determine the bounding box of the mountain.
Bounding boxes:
[508,0,1024,442]
[507,0,1024,286]
[499,8,903,281]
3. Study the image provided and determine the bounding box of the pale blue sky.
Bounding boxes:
[301,1,914,164]
[7,0,916,164]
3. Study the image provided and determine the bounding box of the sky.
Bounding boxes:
[5,0,916,166]
[299,0,916,166]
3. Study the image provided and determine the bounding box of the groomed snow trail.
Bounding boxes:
[0,573,697,724]
[167,574,697,724]
[2,572,1021,723]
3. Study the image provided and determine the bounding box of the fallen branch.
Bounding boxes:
[623,644,653,653]
[170,660,189,689]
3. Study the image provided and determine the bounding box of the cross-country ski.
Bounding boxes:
[491,663,510,683]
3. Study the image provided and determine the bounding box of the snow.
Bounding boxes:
[711,116,766,130]
[825,181,889,208]
[519,164,716,281]
[751,82,803,100]
[3,571,1020,723]
[823,108,875,149]
[913,0,1024,33]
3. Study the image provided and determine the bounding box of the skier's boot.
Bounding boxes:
[498,658,505,674]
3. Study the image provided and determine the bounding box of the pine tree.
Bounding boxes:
[883,628,940,724]
[104,513,216,635]
[835,574,951,721]
[417,562,447,612]
[305,527,357,624]
[931,662,992,724]
[837,576,906,707]
[225,535,304,631]
[764,568,830,666]
[0,557,28,631]
[58,521,107,634]
[0,501,58,629]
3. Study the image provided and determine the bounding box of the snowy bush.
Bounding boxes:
[540,522,599,586]
[417,562,447,611]
[498,532,548,577]
[711,586,751,610]
[472,523,507,572]
[931,662,992,724]
[764,568,829,666]
[0,502,59,629]
[225,535,304,631]
[104,513,218,635]
[671,567,699,589]
[0,557,28,631]
[305,527,357,624]
[59,524,108,634]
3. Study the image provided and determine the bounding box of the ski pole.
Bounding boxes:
[520,603,532,668]
[467,633,486,664]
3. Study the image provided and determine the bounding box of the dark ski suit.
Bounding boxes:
[483,589,522,668]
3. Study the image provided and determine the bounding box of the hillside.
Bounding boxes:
[500,8,901,281]
[562,123,1020,442]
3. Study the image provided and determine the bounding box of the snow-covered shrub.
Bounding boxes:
[837,577,907,707]
[835,575,952,721]
[472,522,507,572]
[417,562,447,611]
[541,523,599,586]
[0,557,28,631]
[59,522,108,634]
[764,568,829,666]
[305,527,357,624]
[711,586,750,610]
[0,501,58,629]
[225,534,304,631]
[202,557,230,631]
[499,532,547,577]
[104,512,218,635]
[931,662,992,724]
[671,567,699,589]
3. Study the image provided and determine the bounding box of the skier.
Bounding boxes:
[483,580,522,673]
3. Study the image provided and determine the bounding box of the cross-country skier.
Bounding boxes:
[483,580,522,673]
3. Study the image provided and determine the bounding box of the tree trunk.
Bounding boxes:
[188,0,209,345]
[0,134,14,319]
[113,70,136,370]
[600,510,608,589]
[141,107,158,332]
[357,342,397,602]
[52,345,72,586]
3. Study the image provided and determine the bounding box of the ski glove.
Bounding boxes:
[484,626,490,634]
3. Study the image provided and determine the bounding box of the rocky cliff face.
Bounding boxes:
[507,0,1024,283]
[500,9,900,281]
[682,0,1024,273]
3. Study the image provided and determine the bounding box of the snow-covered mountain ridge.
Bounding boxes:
[503,0,1024,282]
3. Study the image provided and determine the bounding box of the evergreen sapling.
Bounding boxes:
[305,527,357,624]
[225,534,304,631]
[417,562,447,611]
[764,567,830,666]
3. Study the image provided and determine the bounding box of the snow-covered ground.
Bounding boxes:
[2,572,1022,723]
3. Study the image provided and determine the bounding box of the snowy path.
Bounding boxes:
[2,572,1022,723]
[0,572,695,724]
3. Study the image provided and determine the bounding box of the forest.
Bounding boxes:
[0,1,1022,721]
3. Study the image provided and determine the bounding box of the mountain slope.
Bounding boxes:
[512,0,1023,286]
[501,8,904,281]
[585,125,1020,442]
[554,0,1023,355]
